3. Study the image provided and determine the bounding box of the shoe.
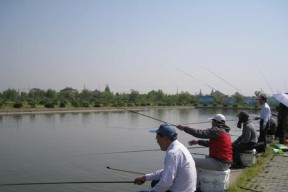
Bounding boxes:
[230,163,245,169]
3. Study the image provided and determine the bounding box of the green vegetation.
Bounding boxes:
[0,86,275,110]
[227,147,274,192]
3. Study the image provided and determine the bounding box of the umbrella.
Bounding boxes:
[272,92,288,108]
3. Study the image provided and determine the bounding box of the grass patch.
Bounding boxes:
[226,147,274,192]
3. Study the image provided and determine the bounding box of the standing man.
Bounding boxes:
[232,111,257,168]
[256,95,271,146]
[176,114,232,171]
[134,124,197,192]
[276,103,288,144]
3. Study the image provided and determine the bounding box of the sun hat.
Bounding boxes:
[237,111,249,128]
[149,124,177,138]
[238,111,249,121]
[208,114,226,123]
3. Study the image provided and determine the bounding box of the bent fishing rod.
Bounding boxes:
[106,152,206,175]
[169,65,223,94]
[118,107,176,126]
[199,65,242,93]
[106,166,144,175]
[119,107,236,126]
[82,146,206,155]
[0,181,135,187]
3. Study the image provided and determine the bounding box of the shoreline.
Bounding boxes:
[0,105,261,116]
[0,106,195,116]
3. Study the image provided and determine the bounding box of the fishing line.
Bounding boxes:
[0,181,135,186]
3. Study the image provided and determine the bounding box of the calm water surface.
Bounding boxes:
[0,108,247,192]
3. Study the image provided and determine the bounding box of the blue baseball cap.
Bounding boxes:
[149,124,177,138]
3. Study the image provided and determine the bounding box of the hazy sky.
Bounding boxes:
[0,0,287,96]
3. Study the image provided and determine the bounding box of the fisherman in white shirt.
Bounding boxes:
[134,124,197,192]
[255,95,271,146]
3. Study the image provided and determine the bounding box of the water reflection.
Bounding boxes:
[29,114,36,122]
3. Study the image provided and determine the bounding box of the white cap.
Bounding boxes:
[209,114,226,123]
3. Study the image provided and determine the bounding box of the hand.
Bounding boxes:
[176,125,185,131]
[188,140,198,146]
[134,175,146,185]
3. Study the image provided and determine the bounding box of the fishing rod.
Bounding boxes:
[95,146,206,155]
[190,152,206,156]
[106,166,144,175]
[170,65,223,94]
[199,65,242,93]
[0,181,135,186]
[185,118,237,125]
[118,107,176,126]
[120,107,237,127]
[259,70,274,93]
[170,64,258,114]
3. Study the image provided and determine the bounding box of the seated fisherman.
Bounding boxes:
[232,111,257,168]
[177,114,232,171]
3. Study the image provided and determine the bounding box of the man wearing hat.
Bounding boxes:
[232,111,257,168]
[134,124,197,192]
[256,95,271,146]
[176,114,232,171]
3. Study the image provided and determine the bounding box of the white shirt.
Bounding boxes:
[260,103,271,127]
[145,140,197,192]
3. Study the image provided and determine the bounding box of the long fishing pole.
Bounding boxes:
[184,118,237,125]
[106,166,144,175]
[170,65,223,93]
[259,70,274,93]
[199,65,242,93]
[118,107,176,126]
[191,152,206,156]
[94,146,206,155]
[120,107,237,127]
[0,181,135,186]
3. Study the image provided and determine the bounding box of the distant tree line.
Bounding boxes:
[0,85,262,109]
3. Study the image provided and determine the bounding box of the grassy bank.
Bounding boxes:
[227,147,274,192]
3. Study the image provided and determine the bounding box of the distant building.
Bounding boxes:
[243,97,257,106]
[267,97,279,106]
[223,97,236,105]
[199,96,214,104]
[211,90,228,99]
[60,87,78,94]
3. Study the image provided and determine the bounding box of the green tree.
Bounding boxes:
[178,91,192,105]
[59,87,78,102]
[28,88,46,103]
[232,92,244,105]
[2,89,19,101]
[129,89,140,104]
[79,89,92,101]
[46,89,57,100]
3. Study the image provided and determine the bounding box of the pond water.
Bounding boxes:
[0,108,253,192]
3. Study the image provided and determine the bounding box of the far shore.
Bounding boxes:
[0,105,261,116]
[0,106,196,116]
